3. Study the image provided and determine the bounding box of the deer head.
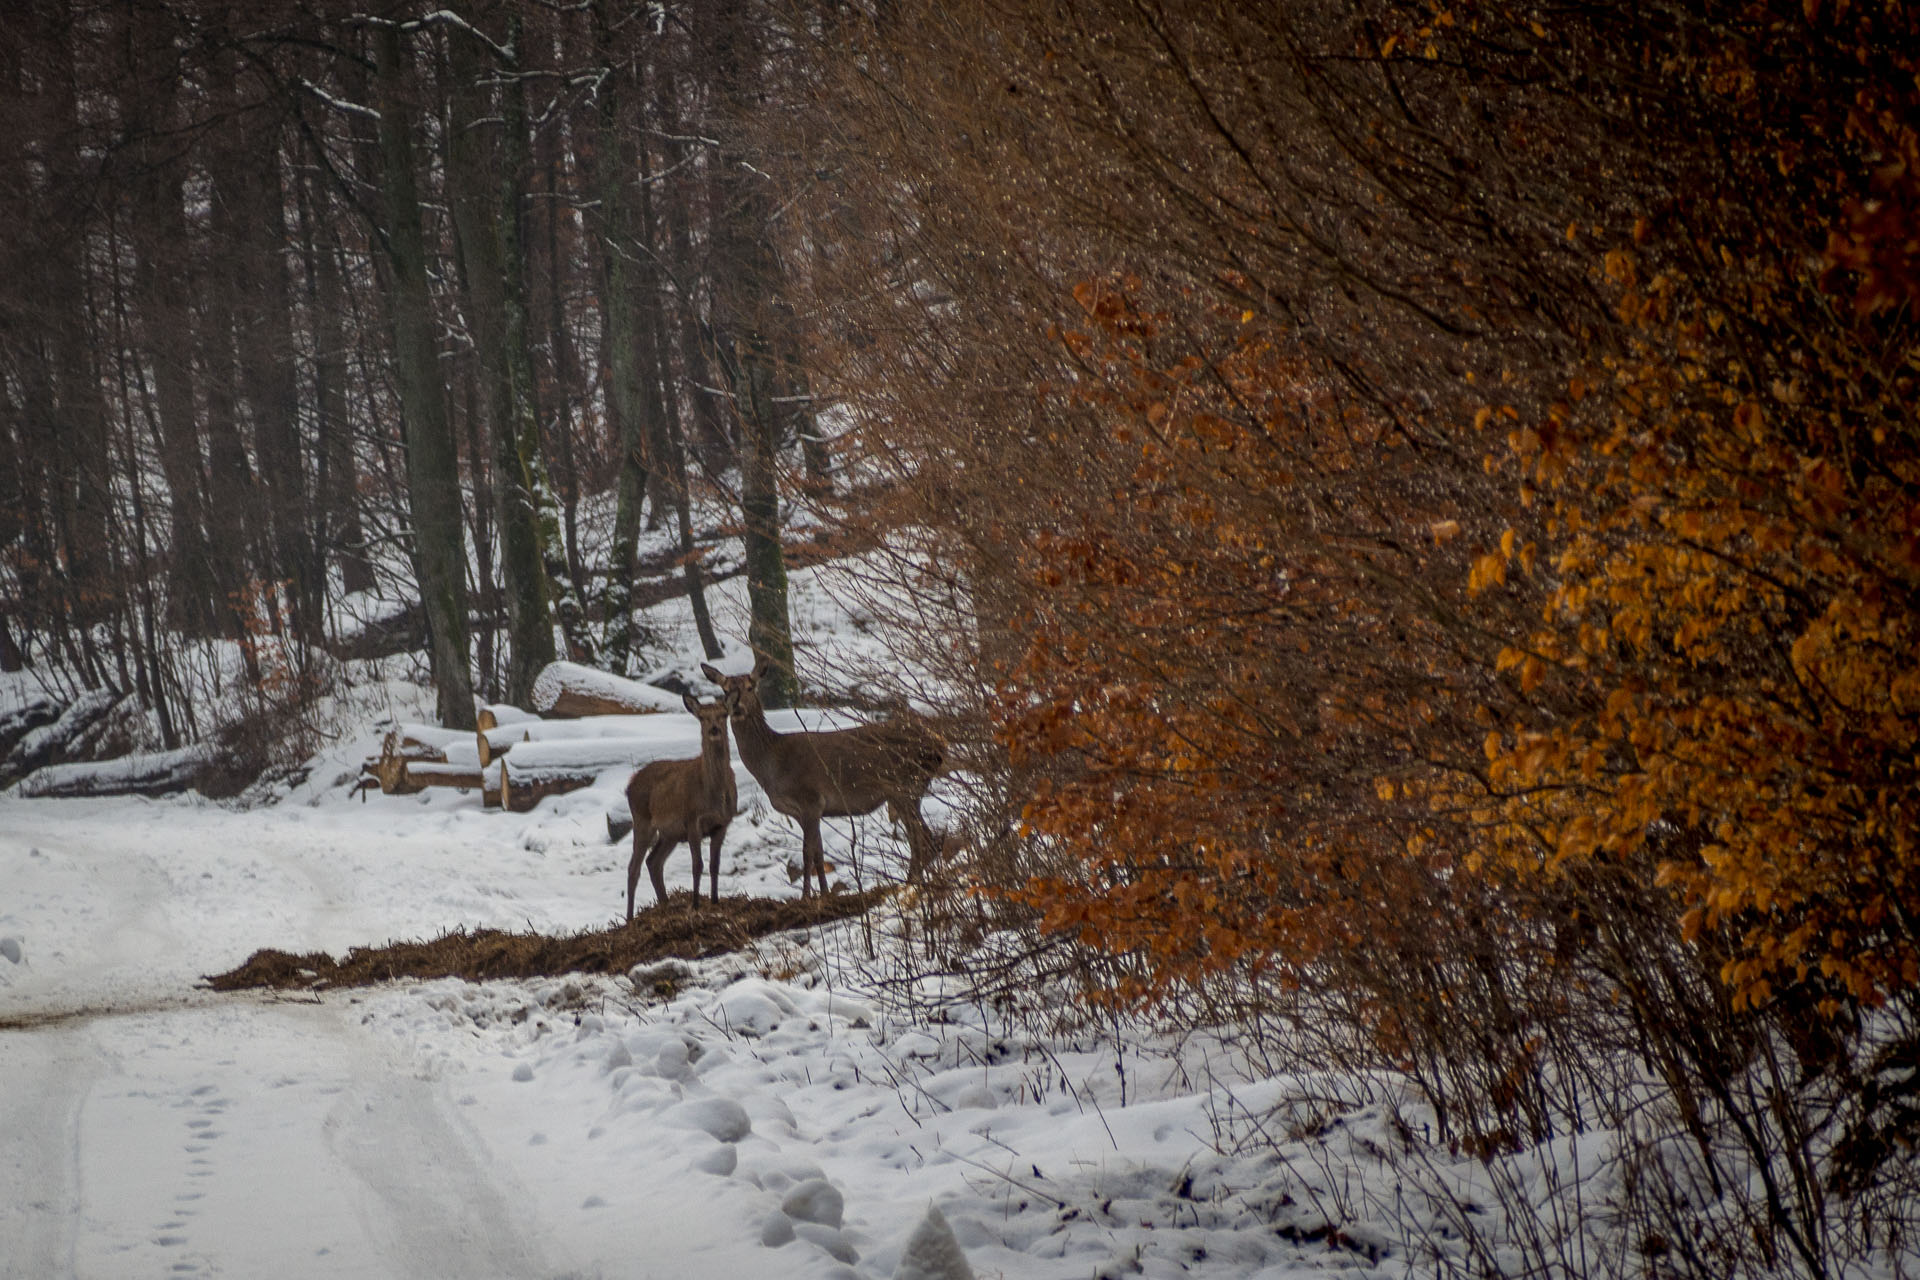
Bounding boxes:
[682,691,731,747]
[701,658,777,721]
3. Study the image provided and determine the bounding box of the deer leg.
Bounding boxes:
[646,833,676,906]
[802,817,825,899]
[708,830,724,903]
[889,798,938,883]
[626,827,651,921]
[687,833,703,907]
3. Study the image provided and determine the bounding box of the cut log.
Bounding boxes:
[405,760,502,807]
[13,743,217,799]
[477,715,678,767]
[390,722,467,757]
[499,761,601,813]
[365,726,446,796]
[476,704,537,733]
[497,737,686,814]
[499,767,595,817]
[528,660,683,718]
[476,723,531,767]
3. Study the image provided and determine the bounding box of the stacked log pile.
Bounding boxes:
[359,662,687,813]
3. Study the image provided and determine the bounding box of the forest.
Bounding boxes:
[3,0,1918,1275]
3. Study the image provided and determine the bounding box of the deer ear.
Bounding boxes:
[751,655,778,683]
[681,693,701,715]
[699,663,725,685]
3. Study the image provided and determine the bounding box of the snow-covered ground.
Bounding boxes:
[2,567,1511,1280]
[2,780,1477,1280]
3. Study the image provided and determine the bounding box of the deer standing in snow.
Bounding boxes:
[624,694,737,919]
[702,659,944,898]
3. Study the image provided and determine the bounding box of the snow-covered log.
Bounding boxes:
[405,759,502,807]
[477,724,527,767]
[500,768,595,813]
[359,722,480,789]
[3,688,119,784]
[391,723,469,757]
[0,694,60,759]
[477,714,682,766]
[528,661,683,718]
[497,738,682,813]
[475,704,538,733]
[13,743,217,799]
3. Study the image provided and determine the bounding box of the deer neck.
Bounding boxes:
[730,703,783,772]
[701,728,732,792]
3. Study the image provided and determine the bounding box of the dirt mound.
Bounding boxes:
[206,889,889,992]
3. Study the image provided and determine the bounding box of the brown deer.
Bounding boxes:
[624,694,737,919]
[701,659,944,898]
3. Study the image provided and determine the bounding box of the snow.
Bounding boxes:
[0,758,1507,1280]
[894,1204,975,1280]
[0,562,1665,1280]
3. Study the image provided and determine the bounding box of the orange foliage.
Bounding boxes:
[995,285,1487,1004]
[1464,239,1920,1013]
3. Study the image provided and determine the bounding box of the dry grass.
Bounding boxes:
[205,889,890,991]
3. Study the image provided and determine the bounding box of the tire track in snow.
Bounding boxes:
[326,1068,556,1278]
[3,997,572,1279]
[0,1023,93,1280]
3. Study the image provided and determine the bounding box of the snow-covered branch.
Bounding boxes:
[295,77,381,122]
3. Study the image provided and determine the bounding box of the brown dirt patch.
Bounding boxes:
[205,889,889,992]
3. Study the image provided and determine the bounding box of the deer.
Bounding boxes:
[624,693,737,920]
[702,658,944,898]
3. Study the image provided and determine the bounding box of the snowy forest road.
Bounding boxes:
[0,800,585,1280]
[0,1001,567,1280]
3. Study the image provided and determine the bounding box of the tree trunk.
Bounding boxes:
[201,66,264,658]
[445,16,555,707]
[123,10,215,637]
[526,53,596,667]
[649,254,723,663]
[297,165,375,599]
[235,117,318,645]
[597,0,647,673]
[708,1,796,704]
[40,0,111,680]
[734,326,796,706]
[374,22,475,730]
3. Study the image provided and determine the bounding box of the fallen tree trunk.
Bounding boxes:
[3,688,119,785]
[529,661,683,718]
[0,695,61,760]
[13,743,217,799]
